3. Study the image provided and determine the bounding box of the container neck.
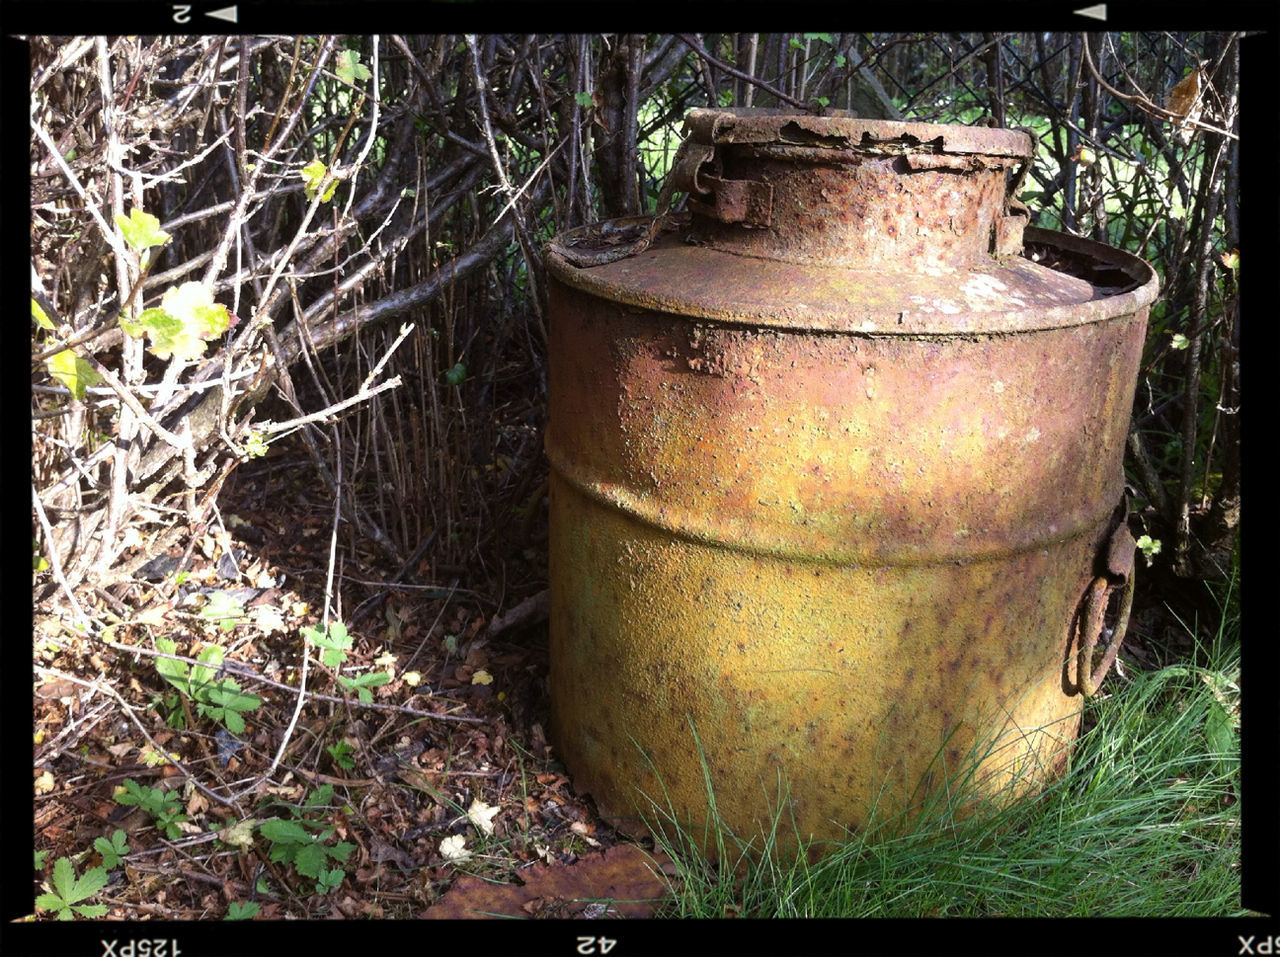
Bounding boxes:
[682,142,1027,269]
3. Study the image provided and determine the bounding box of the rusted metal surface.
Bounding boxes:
[544,109,1158,849]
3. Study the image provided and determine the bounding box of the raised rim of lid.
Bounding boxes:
[683,108,1033,159]
[546,226,1159,336]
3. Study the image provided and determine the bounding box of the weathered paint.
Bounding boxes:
[544,110,1158,850]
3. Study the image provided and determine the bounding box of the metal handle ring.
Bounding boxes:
[1075,569,1135,697]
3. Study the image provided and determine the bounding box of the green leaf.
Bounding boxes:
[335,49,372,87]
[326,741,356,770]
[225,900,260,920]
[1204,697,1236,767]
[32,298,55,331]
[328,841,355,863]
[115,778,161,812]
[122,281,232,360]
[1170,333,1189,350]
[129,307,184,356]
[162,280,233,341]
[301,159,339,202]
[46,350,103,401]
[304,621,353,668]
[574,91,594,108]
[293,841,329,879]
[444,361,467,386]
[115,208,171,253]
[197,675,260,733]
[242,430,269,458]
[94,829,130,868]
[35,850,48,869]
[306,783,336,808]
[204,682,261,713]
[189,643,223,690]
[200,703,240,733]
[259,818,314,846]
[336,670,391,703]
[45,857,109,916]
[34,891,69,919]
[159,817,187,840]
[317,867,345,893]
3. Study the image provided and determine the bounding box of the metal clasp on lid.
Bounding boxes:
[667,137,774,228]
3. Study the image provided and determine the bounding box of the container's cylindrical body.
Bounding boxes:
[545,109,1158,846]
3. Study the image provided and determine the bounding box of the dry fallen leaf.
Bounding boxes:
[132,606,170,627]
[570,821,601,848]
[1167,65,1204,142]
[219,818,256,848]
[423,844,677,919]
[467,799,501,837]
[439,834,470,861]
[1168,66,1201,118]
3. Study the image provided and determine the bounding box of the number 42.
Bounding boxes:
[577,937,617,955]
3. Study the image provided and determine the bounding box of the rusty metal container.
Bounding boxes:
[544,108,1158,848]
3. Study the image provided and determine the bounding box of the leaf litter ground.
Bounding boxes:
[32,448,675,920]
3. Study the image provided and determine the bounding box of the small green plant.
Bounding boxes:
[1136,534,1162,565]
[303,620,353,667]
[326,741,356,771]
[225,900,261,920]
[35,857,109,920]
[241,429,269,458]
[336,670,391,703]
[302,620,393,703]
[34,850,48,869]
[258,784,356,895]
[114,778,189,839]
[93,829,130,868]
[154,636,261,733]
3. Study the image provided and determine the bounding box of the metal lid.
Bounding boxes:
[546,111,1156,335]
[682,107,1033,159]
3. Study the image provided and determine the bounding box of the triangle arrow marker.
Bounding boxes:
[1074,4,1107,20]
[208,5,238,23]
